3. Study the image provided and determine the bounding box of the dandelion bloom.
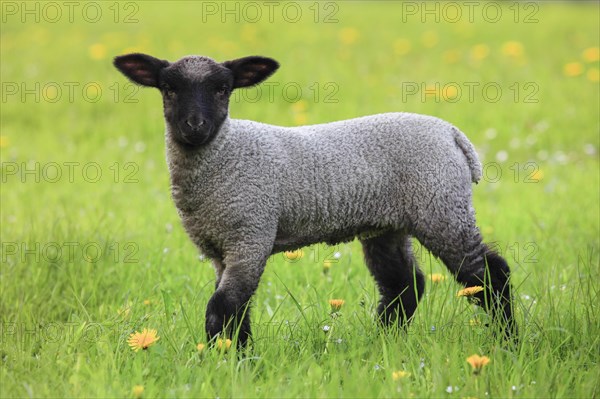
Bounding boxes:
[132,385,144,398]
[0,136,9,148]
[88,43,107,60]
[394,38,411,56]
[442,49,460,64]
[457,286,484,297]
[291,100,308,113]
[501,41,524,57]
[284,249,303,261]
[329,299,345,311]
[339,27,359,45]
[143,299,151,305]
[323,259,334,272]
[429,273,447,283]
[530,169,544,182]
[466,354,490,374]
[582,47,600,62]
[197,343,206,353]
[470,44,490,61]
[564,62,583,77]
[442,85,459,102]
[217,338,232,351]
[127,328,159,352]
[392,370,411,380]
[293,113,307,126]
[587,68,599,82]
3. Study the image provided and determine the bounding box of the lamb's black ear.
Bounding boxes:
[113,53,169,87]
[222,56,279,89]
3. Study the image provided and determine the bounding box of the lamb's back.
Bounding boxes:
[231,113,475,247]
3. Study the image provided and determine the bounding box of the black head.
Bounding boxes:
[113,53,279,147]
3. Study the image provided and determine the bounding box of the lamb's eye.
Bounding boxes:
[216,85,228,96]
[163,86,176,98]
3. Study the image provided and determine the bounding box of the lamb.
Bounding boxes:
[113,53,517,346]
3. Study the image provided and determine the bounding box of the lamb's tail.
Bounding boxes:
[452,127,482,183]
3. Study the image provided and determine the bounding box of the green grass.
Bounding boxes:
[1,1,599,397]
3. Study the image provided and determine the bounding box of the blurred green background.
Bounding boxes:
[1,1,599,398]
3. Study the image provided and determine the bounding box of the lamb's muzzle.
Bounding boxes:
[114,53,518,347]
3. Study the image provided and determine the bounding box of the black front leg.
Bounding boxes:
[205,289,252,346]
[204,249,268,348]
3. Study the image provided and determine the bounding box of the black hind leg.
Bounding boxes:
[415,222,517,340]
[456,247,517,338]
[361,231,425,326]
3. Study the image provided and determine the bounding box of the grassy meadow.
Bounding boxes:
[1,1,599,397]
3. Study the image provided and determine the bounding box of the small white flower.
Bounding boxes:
[134,141,146,153]
[484,128,497,140]
[553,151,568,164]
[495,150,508,162]
[333,251,342,259]
[509,138,521,149]
[584,143,596,156]
[323,325,331,332]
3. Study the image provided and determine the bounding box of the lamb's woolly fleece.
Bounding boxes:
[166,112,484,276]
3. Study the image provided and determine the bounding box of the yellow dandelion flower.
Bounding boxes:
[530,169,544,181]
[291,99,308,113]
[429,273,447,283]
[457,286,484,297]
[466,354,490,374]
[132,385,144,398]
[339,27,359,45]
[217,338,232,351]
[564,62,583,77]
[323,259,334,270]
[197,343,206,353]
[421,31,438,48]
[501,41,524,57]
[0,136,9,148]
[392,370,411,380]
[587,68,599,82]
[329,299,345,311]
[284,249,304,261]
[43,85,59,101]
[582,47,600,62]
[393,38,411,56]
[127,328,159,352]
[143,299,151,305]
[293,113,307,126]
[470,44,490,61]
[88,43,106,60]
[442,49,460,64]
[442,85,459,101]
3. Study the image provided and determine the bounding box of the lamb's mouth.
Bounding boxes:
[177,127,214,147]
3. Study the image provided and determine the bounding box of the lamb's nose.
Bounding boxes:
[186,118,205,130]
